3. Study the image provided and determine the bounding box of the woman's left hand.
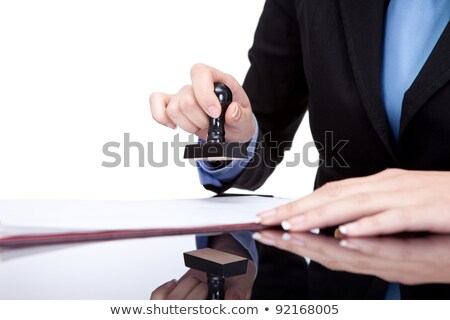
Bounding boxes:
[257,169,450,236]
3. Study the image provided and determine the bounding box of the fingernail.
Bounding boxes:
[164,279,177,289]
[260,238,276,246]
[207,106,219,118]
[252,232,262,240]
[167,122,177,129]
[339,240,359,250]
[258,209,276,219]
[253,216,261,224]
[281,216,304,231]
[252,233,275,246]
[281,221,291,231]
[339,223,356,235]
[282,233,291,241]
[231,104,241,120]
[339,225,348,234]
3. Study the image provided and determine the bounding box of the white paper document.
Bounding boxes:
[0,196,291,232]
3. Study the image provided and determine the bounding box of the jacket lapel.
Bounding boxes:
[399,22,450,139]
[338,0,398,163]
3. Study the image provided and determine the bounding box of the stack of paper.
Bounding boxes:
[0,196,290,246]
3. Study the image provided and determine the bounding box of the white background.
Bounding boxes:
[0,0,339,301]
[0,0,318,201]
[0,0,318,299]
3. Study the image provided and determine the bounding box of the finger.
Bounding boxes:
[195,129,208,141]
[224,270,255,300]
[264,232,370,265]
[185,282,208,300]
[282,191,414,232]
[166,277,202,300]
[252,231,278,247]
[285,234,411,281]
[177,85,210,130]
[224,102,256,142]
[224,285,248,300]
[339,236,450,280]
[166,96,201,134]
[339,237,418,262]
[190,63,249,118]
[281,234,393,275]
[178,268,206,283]
[258,170,406,225]
[254,230,297,247]
[266,233,350,268]
[254,231,309,256]
[150,279,177,300]
[149,92,177,129]
[225,258,256,300]
[261,231,394,274]
[339,204,450,237]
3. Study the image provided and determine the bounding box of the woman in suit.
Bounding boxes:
[150,0,450,299]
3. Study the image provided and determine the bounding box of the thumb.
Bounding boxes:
[224,102,256,142]
[225,102,243,123]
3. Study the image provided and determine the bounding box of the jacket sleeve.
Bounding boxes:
[204,0,309,193]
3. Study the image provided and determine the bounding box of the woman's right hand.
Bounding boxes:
[149,63,256,143]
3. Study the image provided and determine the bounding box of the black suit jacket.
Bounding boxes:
[206,0,450,299]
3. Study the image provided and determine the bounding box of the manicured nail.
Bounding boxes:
[252,232,275,246]
[258,209,276,219]
[339,240,359,250]
[282,233,291,241]
[231,104,241,120]
[281,221,291,231]
[281,216,305,231]
[207,106,219,118]
[252,232,262,240]
[339,225,348,234]
[253,216,262,224]
[339,223,356,235]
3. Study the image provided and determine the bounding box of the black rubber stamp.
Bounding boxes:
[183,83,248,161]
[183,248,248,300]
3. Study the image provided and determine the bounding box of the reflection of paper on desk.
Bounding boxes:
[0,196,290,246]
[0,242,83,263]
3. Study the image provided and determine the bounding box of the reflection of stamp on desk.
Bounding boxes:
[183,248,248,300]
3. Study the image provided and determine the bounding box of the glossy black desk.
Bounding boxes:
[251,231,450,299]
[1,232,449,299]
